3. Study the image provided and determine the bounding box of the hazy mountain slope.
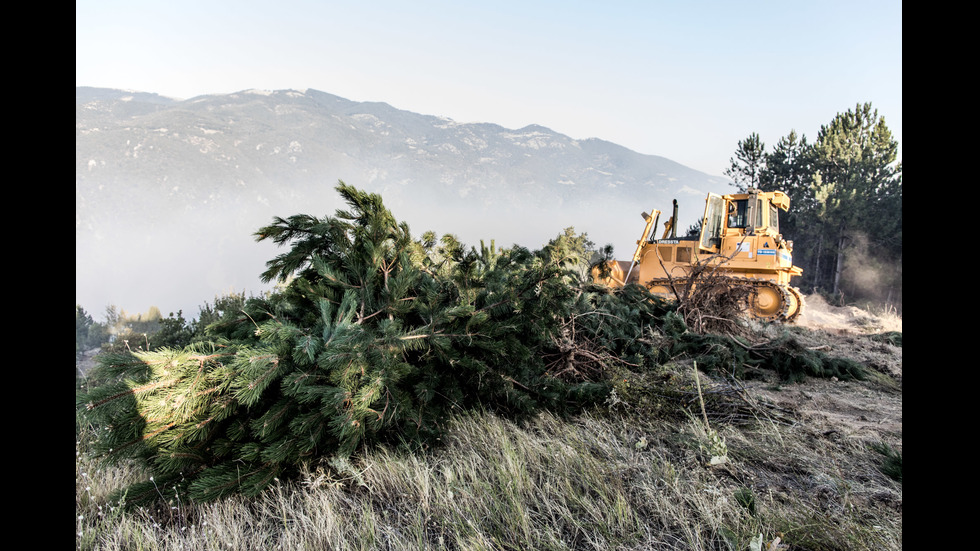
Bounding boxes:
[76,87,732,316]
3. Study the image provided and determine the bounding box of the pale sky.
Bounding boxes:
[76,0,902,179]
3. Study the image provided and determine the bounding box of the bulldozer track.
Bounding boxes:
[643,276,805,323]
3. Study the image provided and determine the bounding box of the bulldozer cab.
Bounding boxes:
[699,189,789,253]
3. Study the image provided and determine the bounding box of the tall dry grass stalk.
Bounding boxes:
[77,407,901,550]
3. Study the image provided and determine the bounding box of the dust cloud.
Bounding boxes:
[839,232,902,312]
[796,293,902,334]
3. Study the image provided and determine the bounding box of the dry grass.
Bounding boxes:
[76,397,901,551]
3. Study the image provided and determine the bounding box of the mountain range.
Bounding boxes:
[76,87,732,317]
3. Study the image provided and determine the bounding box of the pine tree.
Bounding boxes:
[725,132,767,191]
[811,103,901,297]
[79,182,613,506]
[76,305,96,358]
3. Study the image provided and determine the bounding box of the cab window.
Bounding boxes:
[769,202,779,232]
[728,199,748,228]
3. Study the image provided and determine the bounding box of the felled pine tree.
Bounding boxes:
[80,182,609,506]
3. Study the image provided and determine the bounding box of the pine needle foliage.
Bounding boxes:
[78,181,870,508]
[80,182,618,507]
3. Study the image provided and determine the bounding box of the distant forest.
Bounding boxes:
[723,102,901,310]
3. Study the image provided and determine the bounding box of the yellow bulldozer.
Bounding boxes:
[592,188,805,322]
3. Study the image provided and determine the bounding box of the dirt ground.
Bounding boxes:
[747,294,903,447]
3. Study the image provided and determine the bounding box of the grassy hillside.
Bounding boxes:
[76,301,901,551]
